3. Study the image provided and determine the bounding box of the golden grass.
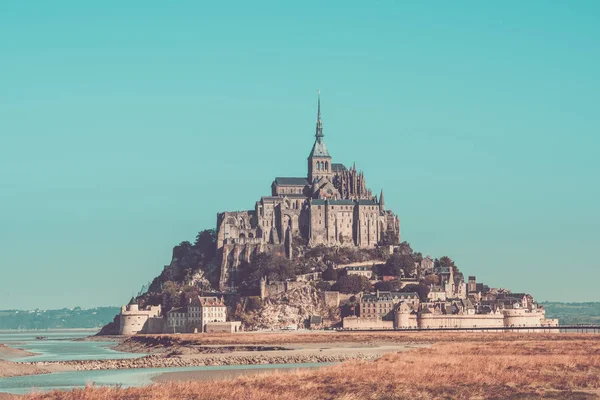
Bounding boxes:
[25,334,600,400]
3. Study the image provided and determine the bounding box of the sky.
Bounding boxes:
[1,1,599,309]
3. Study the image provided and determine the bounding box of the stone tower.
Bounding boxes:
[308,91,333,183]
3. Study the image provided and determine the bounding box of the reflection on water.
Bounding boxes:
[0,363,328,394]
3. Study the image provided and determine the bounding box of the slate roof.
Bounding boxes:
[311,199,326,205]
[167,307,187,314]
[357,200,378,206]
[331,163,347,171]
[309,138,331,158]
[274,177,309,186]
[362,292,420,302]
[329,199,355,205]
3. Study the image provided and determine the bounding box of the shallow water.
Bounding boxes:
[0,363,329,394]
[0,330,144,362]
[0,331,329,394]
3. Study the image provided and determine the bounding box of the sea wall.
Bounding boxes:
[343,316,393,330]
[418,314,505,329]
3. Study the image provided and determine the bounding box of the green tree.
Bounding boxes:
[374,280,400,291]
[314,280,332,292]
[194,229,217,262]
[384,253,416,278]
[322,265,338,281]
[161,281,181,311]
[332,275,370,294]
[401,283,430,300]
[238,253,296,295]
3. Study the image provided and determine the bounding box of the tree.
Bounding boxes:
[435,255,464,281]
[161,281,181,312]
[401,283,430,301]
[314,280,332,292]
[379,231,399,246]
[421,274,440,286]
[238,253,296,295]
[194,229,217,262]
[332,275,370,294]
[374,280,400,291]
[384,253,416,278]
[322,265,338,281]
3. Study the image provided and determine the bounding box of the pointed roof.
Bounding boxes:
[380,189,385,209]
[309,139,330,158]
[309,91,330,158]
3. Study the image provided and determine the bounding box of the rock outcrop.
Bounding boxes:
[244,283,338,330]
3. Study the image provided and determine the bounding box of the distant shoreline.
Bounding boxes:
[0,328,100,334]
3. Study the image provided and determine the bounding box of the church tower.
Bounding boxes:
[308,91,333,183]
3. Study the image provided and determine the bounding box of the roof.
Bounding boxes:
[199,296,226,307]
[362,292,420,302]
[309,138,331,158]
[311,199,326,205]
[329,199,355,205]
[274,177,309,186]
[357,200,378,206]
[331,163,347,171]
[167,307,187,314]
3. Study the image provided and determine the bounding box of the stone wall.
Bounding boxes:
[418,313,505,329]
[322,291,340,307]
[502,309,546,327]
[205,321,243,333]
[395,313,418,329]
[342,316,394,330]
[145,317,165,334]
[118,304,161,335]
[259,279,305,300]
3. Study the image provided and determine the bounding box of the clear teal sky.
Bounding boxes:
[1,2,599,309]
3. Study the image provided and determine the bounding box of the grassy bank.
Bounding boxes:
[25,333,600,399]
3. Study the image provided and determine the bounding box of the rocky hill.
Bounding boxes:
[235,283,339,330]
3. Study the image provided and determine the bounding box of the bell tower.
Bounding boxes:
[308,91,333,183]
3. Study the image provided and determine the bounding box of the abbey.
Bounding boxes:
[216,95,400,290]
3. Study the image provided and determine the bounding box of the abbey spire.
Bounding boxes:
[315,90,323,139]
[308,91,332,182]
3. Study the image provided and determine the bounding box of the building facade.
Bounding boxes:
[360,291,420,320]
[165,296,227,333]
[118,299,162,335]
[217,95,400,290]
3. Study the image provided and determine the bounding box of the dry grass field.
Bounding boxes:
[25,333,600,400]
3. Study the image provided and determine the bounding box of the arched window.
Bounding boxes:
[315,162,320,171]
[325,161,328,171]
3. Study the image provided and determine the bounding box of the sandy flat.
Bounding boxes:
[0,360,51,378]
[0,345,38,360]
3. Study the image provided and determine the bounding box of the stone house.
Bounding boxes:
[360,291,420,320]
